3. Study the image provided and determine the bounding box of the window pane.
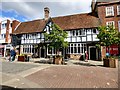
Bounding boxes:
[78,47,80,53]
[73,31,75,36]
[76,30,78,36]
[84,47,86,52]
[93,29,96,33]
[74,47,77,53]
[71,47,73,53]
[81,47,83,53]
[79,30,81,35]
[68,48,70,53]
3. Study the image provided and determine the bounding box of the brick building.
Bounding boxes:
[91,0,120,58]
[0,19,20,57]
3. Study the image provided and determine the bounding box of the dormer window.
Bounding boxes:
[106,6,114,16]
[117,5,120,15]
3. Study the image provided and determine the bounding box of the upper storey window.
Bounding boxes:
[106,6,114,16]
[117,5,120,15]
[106,21,115,28]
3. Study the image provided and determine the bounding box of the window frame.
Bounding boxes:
[106,6,114,16]
[67,43,86,54]
[106,21,115,28]
[117,5,120,15]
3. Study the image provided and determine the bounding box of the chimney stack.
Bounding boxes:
[91,0,96,12]
[5,19,10,43]
[12,20,20,33]
[44,7,50,20]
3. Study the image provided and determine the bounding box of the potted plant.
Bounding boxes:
[97,25,119,68]
[44,23,68,64]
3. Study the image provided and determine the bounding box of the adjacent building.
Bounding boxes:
[91,0,120,58]
[0,19,20,57]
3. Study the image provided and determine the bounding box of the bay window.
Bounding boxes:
[67,43,86,54]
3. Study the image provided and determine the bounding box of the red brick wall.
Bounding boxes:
[12,20,20,33]
[97,3,120,31]
[5,19,10,43]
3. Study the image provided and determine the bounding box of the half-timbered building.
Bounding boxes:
[12,7,101,60]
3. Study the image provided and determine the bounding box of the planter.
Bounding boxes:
[18,56,25,62]
[103,58,109,67]
[109,58,118,68]
[103,58,118,68]
[55,56,62,64]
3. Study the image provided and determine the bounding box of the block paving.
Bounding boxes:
[25,65,118,88]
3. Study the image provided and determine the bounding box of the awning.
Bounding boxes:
[0,45,5,48]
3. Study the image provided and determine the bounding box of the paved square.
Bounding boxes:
[26,65,118,88]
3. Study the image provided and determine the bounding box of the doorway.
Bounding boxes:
[89,47,96,60]
[41,48,45,58]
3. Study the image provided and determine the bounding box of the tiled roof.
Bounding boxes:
[13,13,101,34]
[97,0,120,5]
[13,19,47,34]
[52,13,101,30]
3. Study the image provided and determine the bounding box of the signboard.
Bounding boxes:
[108,44,119,55]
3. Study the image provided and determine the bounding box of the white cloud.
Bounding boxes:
[2,0,92,21]
[0,16,16,21]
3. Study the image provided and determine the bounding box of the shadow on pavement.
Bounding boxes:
[34,60,53,64]
[1,85,24,90]
[73,62,103,67]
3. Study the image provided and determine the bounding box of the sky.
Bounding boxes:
[0,0,93,22]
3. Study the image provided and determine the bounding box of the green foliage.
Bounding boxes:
[97,25,119,47]
[44,23,69,53]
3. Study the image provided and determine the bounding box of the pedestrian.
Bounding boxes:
[10,47,16,61]
[85,51,88,62]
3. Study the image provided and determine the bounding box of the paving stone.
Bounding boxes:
[26,65,118,88]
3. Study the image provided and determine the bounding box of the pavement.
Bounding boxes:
[0,57,119,89]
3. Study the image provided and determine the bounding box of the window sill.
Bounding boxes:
[117,15,120,17]
[105,16,114,18]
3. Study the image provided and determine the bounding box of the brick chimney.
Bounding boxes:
[5,19,10,43]
[91,0,96,12]
[44,7,50,20]
[12,20,20,33]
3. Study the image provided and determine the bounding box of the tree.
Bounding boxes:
[97,25,119,55]
[44,23,68,55]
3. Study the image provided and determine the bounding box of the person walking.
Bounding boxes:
[10,47,16,61]
[85,51,88,62]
